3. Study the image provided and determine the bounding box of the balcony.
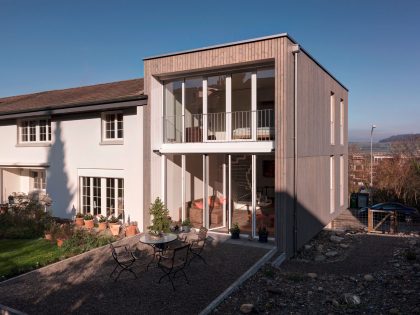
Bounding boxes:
[163,109,274,143]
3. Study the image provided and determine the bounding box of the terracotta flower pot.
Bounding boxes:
[75,217,84,227]
[125,225,137,237]
[98,222,108,231]
[109,223,120,236]
[56,238,65,247]
[84,219,94,229]
[45,233,53,241]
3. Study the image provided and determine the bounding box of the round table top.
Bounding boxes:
[138,233,177,245]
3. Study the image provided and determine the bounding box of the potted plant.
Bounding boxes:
[125,221,138,237]
[55,224,71,247]
[230,222,240,239]
[108,215,121,236]
[75,212,84,227]
[181,218,192,233]
[97,215,108,231]
[44,221,59,241]
[148,197,171,238]
[258,225,269,243]
[83,213,94,229]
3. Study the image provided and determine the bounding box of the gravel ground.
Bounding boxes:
[214,230,420,314]
[0,234,269,315]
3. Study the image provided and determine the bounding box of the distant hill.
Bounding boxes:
[379,134,420,143]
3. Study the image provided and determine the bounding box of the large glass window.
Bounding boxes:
[231,154,252,236]
[80,177,124,217]
[162,67,275,143]
[185,77,203,142]
[93,178,101,215]
[164,80,183,143]
[82,177,91,213]
[232,72,252,140]
[257,69,275,140]
[106,178,115,216]
[207,75,226,141]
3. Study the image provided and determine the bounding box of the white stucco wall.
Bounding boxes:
[0,106,144,229]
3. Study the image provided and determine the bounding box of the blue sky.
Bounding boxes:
[1,0,419,141]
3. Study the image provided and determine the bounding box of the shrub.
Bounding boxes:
[0,194,54,239]
[61,229,114,255]
[148,197,171,235]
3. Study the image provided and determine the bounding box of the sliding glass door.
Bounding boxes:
[165,153,275,238]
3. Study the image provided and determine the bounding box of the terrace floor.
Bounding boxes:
[0,234,271,315]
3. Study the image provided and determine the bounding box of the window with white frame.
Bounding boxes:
[102,112,123,141]
[19,118,51,143]
[80,176,124,217]
[340,155,344,207]
[330,92,335,145]
[340,99,344,145]
[30,170,46,191]
[330,155,335,213]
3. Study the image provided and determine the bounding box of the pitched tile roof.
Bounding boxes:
[0,78,145,115]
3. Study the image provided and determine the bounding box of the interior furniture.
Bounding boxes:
[157,243,191,291]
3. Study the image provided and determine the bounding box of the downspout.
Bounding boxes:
[292,44,300,255]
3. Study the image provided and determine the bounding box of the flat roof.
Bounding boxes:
[143,33,348,91]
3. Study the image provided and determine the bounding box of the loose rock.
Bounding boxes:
[342,293,361,306]
[330,235,344,243]
[307,273,317,279]
[314,254,326,262]
[364,274,374,282]
[240,304,254,314]
[325,251,338,257]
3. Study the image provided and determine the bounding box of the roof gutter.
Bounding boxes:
[0,97,147,120]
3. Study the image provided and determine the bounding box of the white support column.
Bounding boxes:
[251,72,257,141]
[228,154,232,230]
[182,81,185,143]
[181,154,186,221]
[161,155,167,204]
[222,159,227,228]
[203,79,208,142]
[252,154,257,237]
[203,154,208,228]
[226,76,232,141]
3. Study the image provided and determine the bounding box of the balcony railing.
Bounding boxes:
[163,109,274,143]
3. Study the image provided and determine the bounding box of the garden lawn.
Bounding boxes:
[0,238,62,279]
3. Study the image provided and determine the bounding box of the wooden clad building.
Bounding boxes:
[143,33,348,257]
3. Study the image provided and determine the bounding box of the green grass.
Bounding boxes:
[0,238,63,279]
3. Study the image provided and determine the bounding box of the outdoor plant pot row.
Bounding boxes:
[74,213,139,237]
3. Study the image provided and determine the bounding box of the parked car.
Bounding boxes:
[359,202,420,222]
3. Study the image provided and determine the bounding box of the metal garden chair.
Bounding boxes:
[188,226,208,265]
[157,243,190,291]
[109,242,139,281]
